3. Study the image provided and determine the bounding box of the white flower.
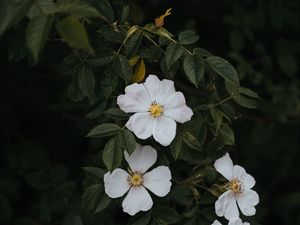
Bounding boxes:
[117,74,193,146]
[103,144,172,216]
[212,218,250,225]
[214,153,259,220]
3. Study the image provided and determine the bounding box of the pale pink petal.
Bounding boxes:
[152,116,176,146]
[126,113,153,140]
[143,166,172,197]
[122,186,153,216]
[215,190,239,220]
[124,145,157,173]
[164,105,193,123]
[214,153,234,181]
[104,169,130,198]
[233,165,255,190]
[237,189,259,216]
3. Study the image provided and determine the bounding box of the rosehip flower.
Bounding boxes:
[117,75,193,146]
[214,153,259,220]
[212,218,250,225]
[103,144,172,216]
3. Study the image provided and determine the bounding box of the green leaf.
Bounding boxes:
[183,54,205,87]
[86,123,121,138]
[82,167,105,180]
[170,134,183,160]
[210,108,223,132]
[97,0,115,23]
[82,184,102,211]
[239,87,261,99]
[125,29,143,57]
[87,50,116,66]
[95,193,111,213]
[25,172,50,190]
[112,55,132,83]
[0,0,33,35]
[233,94,258,109]
[193,48,213,57]
[51,2,100,17]
[152,206,180,224]
[78,65,95,98]
[165,43,184,68]
[26,15,53,62]
[179,30,199,45]
[104,108,129,120]
[206,56,239,85]
[102,138,123,171]
[219,124,235,145]
[181,131,201,151]
[118,129,136,154]
[131,212,151,225]
[56,16,94,54]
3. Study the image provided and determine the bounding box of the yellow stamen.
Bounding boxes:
[149,101,164,118]
[155,8,172,27]
[228,178,243,194]
[128,172,143,187]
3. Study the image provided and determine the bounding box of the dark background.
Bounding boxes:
[0,0,299,225]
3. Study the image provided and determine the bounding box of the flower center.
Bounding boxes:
[149,101,164,118]
[128,172,143,187]
[229,178,243,194]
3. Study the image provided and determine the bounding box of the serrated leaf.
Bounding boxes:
[239,87,261,99]
[78,65,95,98]
[26,15,53,62]
[179,30,199,45]
[233,94,258,109]
[97,0,114,23]
[82,167,105,180]
[104,108,129,120]
[56,16,94,54]
[170,134,183,160]
[219,124,235,145]
[193,47,213,57]
[210,108,223,132]
[102,138,123,171]
[183,54,205,87]
[206,56,239,86]
[132,59,146,83]
[165,42,184,68]
[51,2,100,17]
[152,206,180,224]
[118,129,136,154]
[181,131,201,151]
[125,29,143,57]
[87,50,116,66]
[86,123,121,137]
[0,0,33,35]
[112,55,132,83]
[131,212,151,225]
[82,184,102,211]
[94,193,111,213]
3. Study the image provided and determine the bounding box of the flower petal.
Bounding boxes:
[163,92,187,109]
[124,145,157,173]
[122,186,153,216]
[215,190,239,220]
[104,169,130,198]
[152,116,176,146]
[237,189,259,216]
[144,75,176,103]
[143,166,172,197]
[117,83,151,113]
[164,106,193,123]
[233,165,255,190]
[212,220,222,225]
[126,113,153,140]
[214,153,234,181]
[228,218,242,225]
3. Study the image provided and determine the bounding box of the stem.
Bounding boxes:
[208,95,234,109]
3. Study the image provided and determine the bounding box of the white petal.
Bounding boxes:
[233,165,255,190]
[163,92,187,109]
[122,186,153,216]
[152,116,176,146]
[212,220,222,225]
[164,106,193,123]
[126,113,153,140]
[215,190,239,220]
[237,189,259,216]
[214,153,234,181]
[144,75,176,103]
[143,166,172,197]
[228,218,242,225]
[104,169,130,198]
[117,83,151,113]
[124,145,157,173]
